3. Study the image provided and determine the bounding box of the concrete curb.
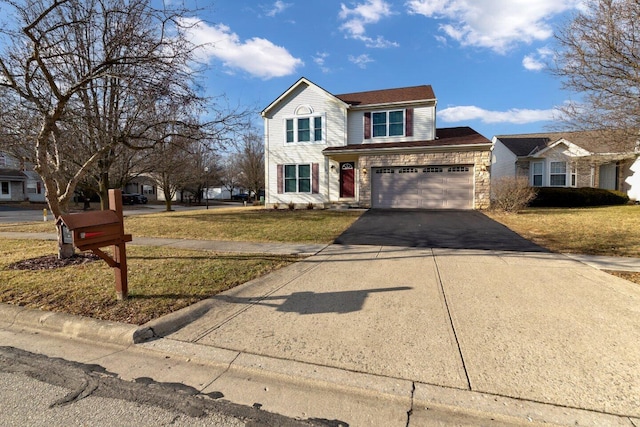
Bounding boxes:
[0,303,140,346]
[137,337,639,427]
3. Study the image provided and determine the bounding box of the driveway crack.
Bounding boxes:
[432,249,472,390]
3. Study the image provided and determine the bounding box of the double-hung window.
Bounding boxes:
[531,162,543,187]
[1,182,9,195]
[549,161,567,186]
[284,164,311,193]
[285,116,323,143]
[372,110,404,137]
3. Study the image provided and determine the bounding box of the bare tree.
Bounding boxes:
[235,129,265,202]
[220,156,243,200]
[552,0,640,147]
[0,0,204,217]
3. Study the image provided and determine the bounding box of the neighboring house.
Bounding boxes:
[491,131,640,201]
[0,151,45,202]
[124,175,158,201]
[261,78,492,209]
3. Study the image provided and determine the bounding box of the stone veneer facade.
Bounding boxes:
[356,150,492,209]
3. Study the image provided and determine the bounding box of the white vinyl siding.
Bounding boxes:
[346,105,435,145]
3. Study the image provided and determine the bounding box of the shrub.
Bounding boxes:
[491,176,537,213]
[530,187,629,207]
[288,201,295,210]
[306,202,314,210]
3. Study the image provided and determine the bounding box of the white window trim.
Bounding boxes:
[283,114,325,145]
[549,161,568,187]
[371,109,405,138]
[0,181,10,198]
[284,163,312,194]
[531,161,544,187]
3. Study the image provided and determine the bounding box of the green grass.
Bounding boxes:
[0,239,298,325]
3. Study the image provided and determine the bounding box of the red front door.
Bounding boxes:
[340,162,355,198]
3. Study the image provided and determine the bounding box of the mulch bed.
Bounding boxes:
[8,253,99,271]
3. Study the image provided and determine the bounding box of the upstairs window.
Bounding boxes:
[372,110,404,137]
[285,116,323,143]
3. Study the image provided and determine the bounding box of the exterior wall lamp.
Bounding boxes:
[362,167,367,175]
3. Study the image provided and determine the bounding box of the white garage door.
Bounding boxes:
[371,165,474,209]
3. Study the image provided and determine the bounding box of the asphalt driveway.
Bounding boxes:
[335,209,548,252]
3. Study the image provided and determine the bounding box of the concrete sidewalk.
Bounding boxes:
[2,231,640,270]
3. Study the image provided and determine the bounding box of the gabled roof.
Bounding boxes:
[323,127,490,155]
[335,85,436,107]
[495,130,639,157]
[262,78,436,117]
[261,77,346,117]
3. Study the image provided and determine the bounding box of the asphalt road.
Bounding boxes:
[0,202,241,224]
[0,346,327,427]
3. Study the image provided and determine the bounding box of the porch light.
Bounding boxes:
[362,167,367,174]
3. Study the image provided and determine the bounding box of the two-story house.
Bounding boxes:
[262,77,491,209]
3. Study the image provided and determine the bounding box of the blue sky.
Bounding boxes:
[183,0,583,139]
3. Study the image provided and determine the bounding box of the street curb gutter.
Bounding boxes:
[0,303,141,346]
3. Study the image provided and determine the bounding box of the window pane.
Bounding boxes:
[532,162,543,174]
[533,175,542,186]
[550,161,566,173]
[550,175,566,186]
[1,182,9,195]
[286,119,294,143]
[298,178,311,192]
[284,165,296,178]
[372,112,386,137]
[314,117,322,141]
[298,164,310,178]
[388,111,403,136]
[285,179,297,192]
[298,118,310,142]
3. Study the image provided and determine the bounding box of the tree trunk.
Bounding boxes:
[98,172,110,211]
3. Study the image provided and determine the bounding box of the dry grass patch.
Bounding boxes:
[485,205,640,257]
[1,207,363,243]
[0,239,298,324]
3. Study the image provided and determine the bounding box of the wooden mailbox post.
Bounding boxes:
[56,189,132,300]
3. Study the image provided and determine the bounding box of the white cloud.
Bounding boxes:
[348,54,374,68]
[266,1,291,17]
[406,0,580,53]
[439,105,557,124]
[180,18,303,79]
[522,46,553,71]
[339,0,398,47]
[313,52,331,73]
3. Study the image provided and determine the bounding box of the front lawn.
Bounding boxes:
[0,239,298,324]
[485,205,640,258]
[1,206,364,244]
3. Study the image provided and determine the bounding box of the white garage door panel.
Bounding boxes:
[372,165,473,209]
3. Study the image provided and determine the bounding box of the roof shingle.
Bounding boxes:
[335,85,435,106]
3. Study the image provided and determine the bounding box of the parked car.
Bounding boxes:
[122,193,147,205]
[231,193,250,201]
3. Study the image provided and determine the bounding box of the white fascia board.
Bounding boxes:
[531,138,592,158]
